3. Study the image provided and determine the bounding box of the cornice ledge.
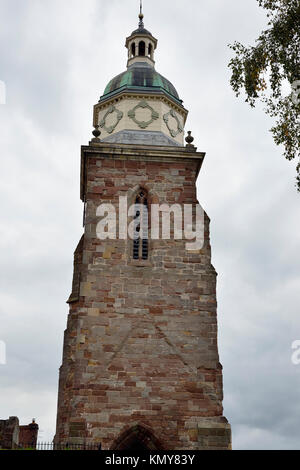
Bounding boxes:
[82,142,205,159]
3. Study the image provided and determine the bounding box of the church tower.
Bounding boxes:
[54,7,231,450]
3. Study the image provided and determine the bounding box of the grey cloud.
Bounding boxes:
[0,0,299,448]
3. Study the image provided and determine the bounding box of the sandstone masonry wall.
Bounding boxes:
[55,146,231,450]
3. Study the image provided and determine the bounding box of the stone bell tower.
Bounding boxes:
[54,7,231,450]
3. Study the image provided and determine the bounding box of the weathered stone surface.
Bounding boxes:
[54,143,231,450]
[0,417,19,449]
[0,417,39,449]
[102,129,181,147]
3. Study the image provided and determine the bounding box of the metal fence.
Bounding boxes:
[19,442,102,451]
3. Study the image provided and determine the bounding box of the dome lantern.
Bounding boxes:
[125,4,157,68]
[94,5,188,147]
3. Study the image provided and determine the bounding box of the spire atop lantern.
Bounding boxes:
[125,3,157,68]
[139,0,144,29]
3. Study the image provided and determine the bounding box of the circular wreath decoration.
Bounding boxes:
[100,105,123,134]
[128,100,159,129]
[163,109,183,138]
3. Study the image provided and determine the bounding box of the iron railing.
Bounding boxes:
[18,442,102,451]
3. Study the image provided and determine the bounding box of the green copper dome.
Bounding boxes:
[100,62,183,105]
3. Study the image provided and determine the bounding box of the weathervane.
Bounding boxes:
[139,0,144,29]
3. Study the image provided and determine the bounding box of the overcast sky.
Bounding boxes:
[0,0,299,450]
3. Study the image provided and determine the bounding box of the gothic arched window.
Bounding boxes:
[148,44,153,57]
[133,189,148,260]
[138,41,146,56]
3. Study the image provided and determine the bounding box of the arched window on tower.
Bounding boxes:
[138,41,146,56]
[131,43,136,57]
[133,189,149,260]
[148,43,152,57]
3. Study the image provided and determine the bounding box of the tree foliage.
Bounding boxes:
[228,0,300,191]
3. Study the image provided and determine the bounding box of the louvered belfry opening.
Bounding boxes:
[133,189,148,260]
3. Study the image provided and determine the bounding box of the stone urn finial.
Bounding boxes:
[91,124,101,143]
[185,131,195,148]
